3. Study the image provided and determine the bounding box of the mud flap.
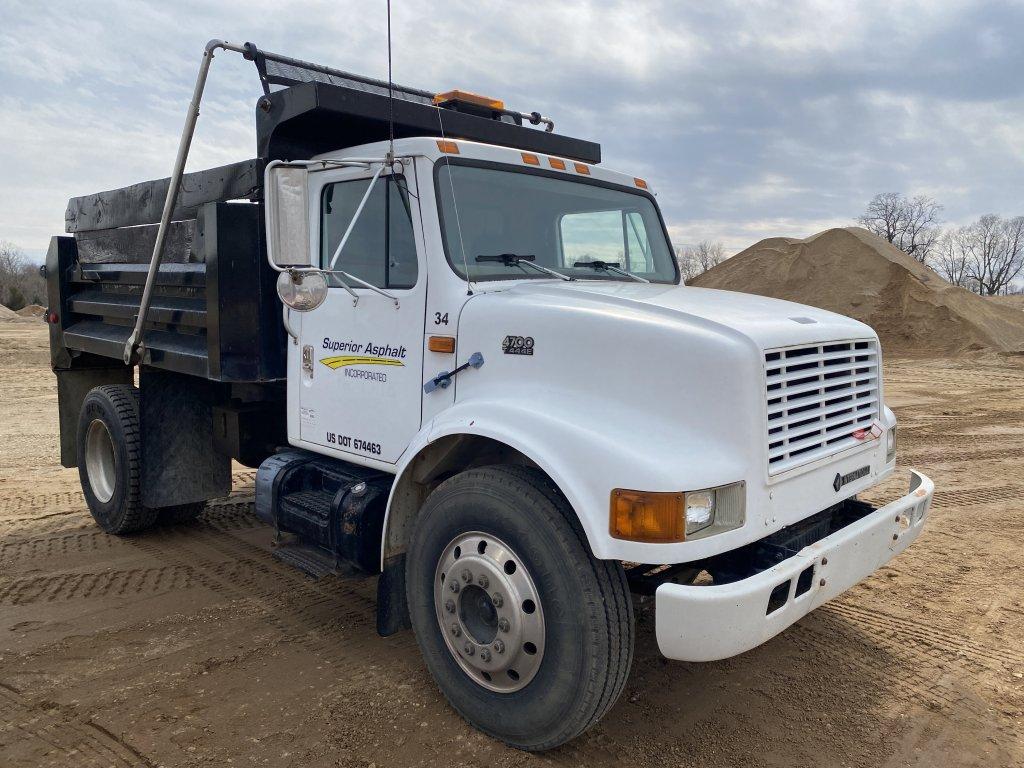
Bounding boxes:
[377,554,411,636]
[140,367,231,508]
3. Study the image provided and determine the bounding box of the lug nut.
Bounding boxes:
[445,599,456,613]
[461,569,472,583]
[821,557,828,566]
[892,533,899,541]
[491,592,504,608]
[493,639,505,654]
[451,623,461,637]
[497,617,510,633]
[463,642,475,656]
[479,648,491,662]
[449,581,460,594]
[819,579,827,587]
[477,574,489,589]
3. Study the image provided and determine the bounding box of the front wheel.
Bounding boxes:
[406,465,634,750]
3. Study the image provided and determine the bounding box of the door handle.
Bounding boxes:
[302,345,314,377]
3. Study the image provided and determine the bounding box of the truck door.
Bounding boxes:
[296,165,425,464]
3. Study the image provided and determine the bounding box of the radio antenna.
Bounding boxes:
[386,0,394,164]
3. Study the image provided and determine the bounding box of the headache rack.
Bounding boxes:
[49,40,601,382]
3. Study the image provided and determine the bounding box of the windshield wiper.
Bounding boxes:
[476,253,573,281]
[573,260,650,283]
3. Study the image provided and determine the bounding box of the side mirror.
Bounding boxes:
[265,163,311,267]
[277,269,328,312]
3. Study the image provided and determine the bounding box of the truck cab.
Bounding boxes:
[47,44,933,751]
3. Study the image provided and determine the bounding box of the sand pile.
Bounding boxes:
[989,295,1024,311]
[15,304,45,318]
[691,227,1024,356]
[0,305,32,323]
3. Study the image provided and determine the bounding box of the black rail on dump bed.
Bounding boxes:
[51,54,602,384]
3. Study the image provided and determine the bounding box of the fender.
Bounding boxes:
[382,394,751,567]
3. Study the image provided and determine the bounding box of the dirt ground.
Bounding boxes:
[1,321,1023,768]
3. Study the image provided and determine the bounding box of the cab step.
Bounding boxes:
[255,449,394,573]
[272,540,354,578]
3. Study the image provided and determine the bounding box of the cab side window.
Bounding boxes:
[320,175,418,289]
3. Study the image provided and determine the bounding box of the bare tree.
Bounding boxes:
[857,192,943,262]
[0,241,45,310]
[676,240,726,282]
[999,216,1024,294]
[933,216,1024,295]
[967,215,1024,295]
[931,229,972,288]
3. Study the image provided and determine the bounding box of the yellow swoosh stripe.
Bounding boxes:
[320,355,406,369]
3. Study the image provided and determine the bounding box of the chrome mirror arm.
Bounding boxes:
[331,270,401,308]
[328,162,386,271]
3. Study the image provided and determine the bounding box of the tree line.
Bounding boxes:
[857,192,1024,295]
[675,240,726,282]
[0,242,46,311]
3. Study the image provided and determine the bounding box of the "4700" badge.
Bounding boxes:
[502,335,534,356]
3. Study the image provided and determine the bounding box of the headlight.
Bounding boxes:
[684,489,716,535]
[886,427,897,463]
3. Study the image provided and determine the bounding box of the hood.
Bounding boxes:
[494,281,878,351]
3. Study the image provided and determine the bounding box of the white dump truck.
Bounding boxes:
[45,41,933,750]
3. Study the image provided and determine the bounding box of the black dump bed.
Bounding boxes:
[54,161,280,381]
[47,49,601,383]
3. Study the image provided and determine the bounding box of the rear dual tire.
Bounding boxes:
[407,465,634,751]
[77,385,203,534]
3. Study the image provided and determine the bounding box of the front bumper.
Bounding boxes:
[655,469,933,662]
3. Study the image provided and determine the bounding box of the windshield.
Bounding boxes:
[436,163,678,283]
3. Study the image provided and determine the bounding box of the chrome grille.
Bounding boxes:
[765,340,880,474]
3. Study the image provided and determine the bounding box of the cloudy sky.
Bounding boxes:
[1,0,1022,260]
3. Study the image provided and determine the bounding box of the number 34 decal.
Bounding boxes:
[433,312,449,326]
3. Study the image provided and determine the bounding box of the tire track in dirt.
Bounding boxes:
[0,685,151,767]
[0,528,121,563]
[791,615,993,720]
[0,491,84,517]
[827,602,1024,672]
[0,495,260,569]
[0,564,197,606]
[116,519,422,700]
[930,485,1024,508]
[125,519,380,650]
[0,494,258,559]
[901,444,1024,466]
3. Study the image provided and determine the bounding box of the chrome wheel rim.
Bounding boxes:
[433,531,545,693]
[84,419,116,503]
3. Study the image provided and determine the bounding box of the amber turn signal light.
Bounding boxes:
[436,140,460,154]
[610,489,686,542]
[521,153,540,165]
[428,336,456,354]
